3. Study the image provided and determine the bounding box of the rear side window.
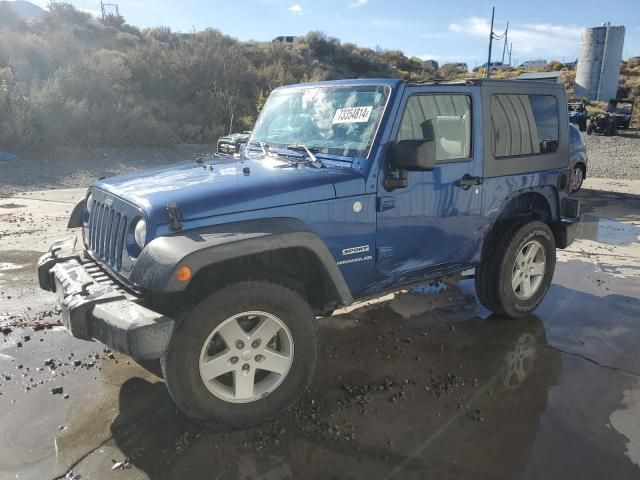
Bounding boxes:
[491,94,559,158]
[397,94,472,162]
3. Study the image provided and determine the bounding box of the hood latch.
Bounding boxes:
[166,202,183,231]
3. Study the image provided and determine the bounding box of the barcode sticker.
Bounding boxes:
[332,106,373,124]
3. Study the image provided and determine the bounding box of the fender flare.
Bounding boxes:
[493,186,560,224]
[129,217,353,305]
[67,198,86,228]
[472,186,560,264]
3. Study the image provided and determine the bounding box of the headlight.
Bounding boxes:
[86,194,93,215]
[134,219,147,248]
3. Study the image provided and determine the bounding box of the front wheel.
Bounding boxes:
[161,280,318,429]
[475,219,556,319]
[586,123,593,135]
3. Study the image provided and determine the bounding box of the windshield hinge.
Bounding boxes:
[377,196,396,212]
[166,202,183,231]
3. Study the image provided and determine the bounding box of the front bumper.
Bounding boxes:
[37,238,175,360]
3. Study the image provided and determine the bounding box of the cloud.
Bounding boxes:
[288,4,303,14]
[348,0,368,8]
[448,17,583,56]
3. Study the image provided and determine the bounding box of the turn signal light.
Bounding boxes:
[176,266,192,282]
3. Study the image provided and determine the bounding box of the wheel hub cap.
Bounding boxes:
[198,311,294,403]
[511,240,546,300]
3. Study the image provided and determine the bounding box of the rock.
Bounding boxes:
[51,387,63,395]
[111,459,131,470]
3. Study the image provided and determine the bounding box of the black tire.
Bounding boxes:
[606,123,616,136]
[586,123,593,135]
[135,359,164,378]
[475,219,556,319]
[161,280,318,429]
[579,119,587,132]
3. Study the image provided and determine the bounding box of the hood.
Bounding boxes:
[94,156,365,225]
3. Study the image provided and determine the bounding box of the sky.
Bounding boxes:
[19,0,640,68]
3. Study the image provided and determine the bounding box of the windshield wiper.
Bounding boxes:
[284,144,324,168]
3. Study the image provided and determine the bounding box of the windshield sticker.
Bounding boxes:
[332,106,373,124]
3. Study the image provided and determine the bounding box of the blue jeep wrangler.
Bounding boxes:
[38,78,580,427]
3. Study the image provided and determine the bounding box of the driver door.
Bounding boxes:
[375,86,484,276]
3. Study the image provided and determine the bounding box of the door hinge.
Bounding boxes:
[376,246,394,261]
[377,196,396,212]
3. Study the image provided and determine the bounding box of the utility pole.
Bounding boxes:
[486,7,495,78]
[501,21,509,65]
[508,43,513,67]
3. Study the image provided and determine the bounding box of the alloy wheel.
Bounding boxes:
[511,240,546,300]
[198,311,294,403]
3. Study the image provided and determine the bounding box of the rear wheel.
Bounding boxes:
[586,123,593,135]
[606,122,616,136]
[475,219,556,319]
[571,164,585,192]
[161,280,318,428]
[579,119,587,132]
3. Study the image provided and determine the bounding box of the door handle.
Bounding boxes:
[455,175,483,188]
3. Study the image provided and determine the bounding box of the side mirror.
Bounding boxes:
[390,139,436,171]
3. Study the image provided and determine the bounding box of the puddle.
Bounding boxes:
[410,281,448,295]
[609,386,640,468]
[578,215,640,246]
[0,262,25,271]
[0,203,26,209]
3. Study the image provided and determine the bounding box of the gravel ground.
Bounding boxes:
[585,128,640,180]
[1,132,638,195]
[0,144,215,198]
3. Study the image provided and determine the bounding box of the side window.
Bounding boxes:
[397,94,472,162]
[491,94,559,158]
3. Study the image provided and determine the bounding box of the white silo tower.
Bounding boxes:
[575,24,625,101]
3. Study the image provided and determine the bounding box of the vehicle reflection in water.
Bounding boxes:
[502,333,538,389]
[93,300,560,480]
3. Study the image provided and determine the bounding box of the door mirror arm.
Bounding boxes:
[384,168,408,191]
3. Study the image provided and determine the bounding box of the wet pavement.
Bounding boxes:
[1,182,640,480]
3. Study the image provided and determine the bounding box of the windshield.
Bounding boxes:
[251,85,390,158]
[616,102,633,114]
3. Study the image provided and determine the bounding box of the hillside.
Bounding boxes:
[0,2,637,151]
[7,0,43,19]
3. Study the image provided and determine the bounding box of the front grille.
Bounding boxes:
[87,197,128,269]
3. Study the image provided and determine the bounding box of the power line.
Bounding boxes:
[486,7,509,77]
[486,7,495,78]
